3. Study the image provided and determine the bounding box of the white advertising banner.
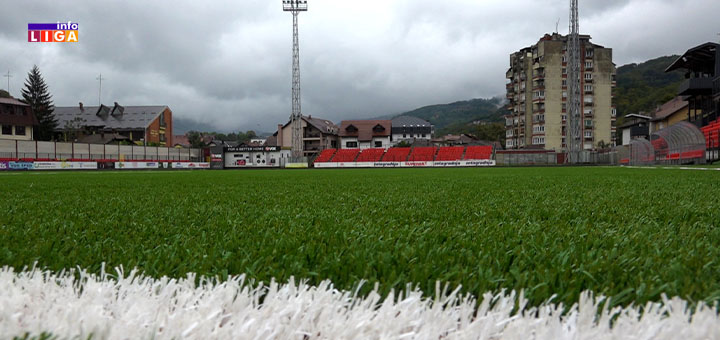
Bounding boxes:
[172,162,210,169]
[116,161,161,169]
[33,161,98,170]
[313,162,338,168]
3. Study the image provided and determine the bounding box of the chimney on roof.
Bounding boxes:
[277,124,283,146]
[79,102,84,112]
[308,115,311,119]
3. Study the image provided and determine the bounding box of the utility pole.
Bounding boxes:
[3,70,11,95]
[96,74,105,105]
[283,0,308,162]
[567,0,582,164]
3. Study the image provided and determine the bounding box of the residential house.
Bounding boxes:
[0,97,37,141]
[54,102,173,146]
[339,120,391,149]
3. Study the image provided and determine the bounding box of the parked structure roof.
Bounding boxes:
[54,103,168,130]
[0,97,38,126]
[339,120,391,141]
[391,116,432,127]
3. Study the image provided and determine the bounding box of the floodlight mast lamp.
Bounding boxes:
[567,0,582,164]
[283,0,307,162]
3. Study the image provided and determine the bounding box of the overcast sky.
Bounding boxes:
[1,0,718,132]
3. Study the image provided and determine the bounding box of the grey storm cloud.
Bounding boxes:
[0,0,718,132]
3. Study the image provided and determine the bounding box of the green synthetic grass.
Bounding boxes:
[1,167,719,307]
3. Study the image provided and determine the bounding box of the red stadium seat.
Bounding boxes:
[408,147,437,161]
[356,148,385,162]
[331,149,360,162]
[314,149,336,163]
[381,148,411,162]
[436,147,464,161]
[464,146,493,160]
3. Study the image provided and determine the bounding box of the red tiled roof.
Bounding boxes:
[173,135,190,146]
[339,120,391,141]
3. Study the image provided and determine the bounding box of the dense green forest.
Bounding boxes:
[613,55,684,118]
[396,98,506,132]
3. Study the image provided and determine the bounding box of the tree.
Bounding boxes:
[237,130,257,143]
[21,65,57,141]
[474,122,505,144]
[0,89,10,98]
[187,131,206,148]
[62,116,87,142]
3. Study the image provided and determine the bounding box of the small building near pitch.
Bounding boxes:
[223,145,291,168]
[54,102,173,146]
[0,97,37,141]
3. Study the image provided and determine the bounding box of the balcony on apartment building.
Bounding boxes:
[533,114,545,123]
[584,109,593,117]
[533,71,545,80]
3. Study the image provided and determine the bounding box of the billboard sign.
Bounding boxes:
[225,146,280,152]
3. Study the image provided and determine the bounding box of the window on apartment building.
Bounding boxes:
[15,126,25,136]
[584,131,593,138]
[562,114,567,121]
[584,85,593,92]
[403,134,406,138]
[562,91,567,98]
[585,119,592,127]
[562,103,567,110]
[562,79,567,87]
[1,125,11,135]
[584,73,593,80]
[562,68,567,74]
[346,141,358,148]
[160,133,166,142]
[159,112,166,127]
[585,50,594,58]
[562,55,567,63]
[374,141,382,147]
[422,134,426,138]
[585,61,593,69]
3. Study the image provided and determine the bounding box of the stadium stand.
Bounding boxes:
[356,148,385,162]
[701,118,720,149]
[463,146,493,160]
[314,149,336,163]
[435,146,464,161]
[381,147,411,162]
[331,149,360,162]
[408,147,437,161]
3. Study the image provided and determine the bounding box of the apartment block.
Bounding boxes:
[505,33,616,150]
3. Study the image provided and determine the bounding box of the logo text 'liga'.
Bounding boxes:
[28,22,78,42]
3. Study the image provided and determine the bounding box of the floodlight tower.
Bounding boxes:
[567,0,582,163]
[283,0,307,162]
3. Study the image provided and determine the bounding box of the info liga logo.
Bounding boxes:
[28,22,78,42]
